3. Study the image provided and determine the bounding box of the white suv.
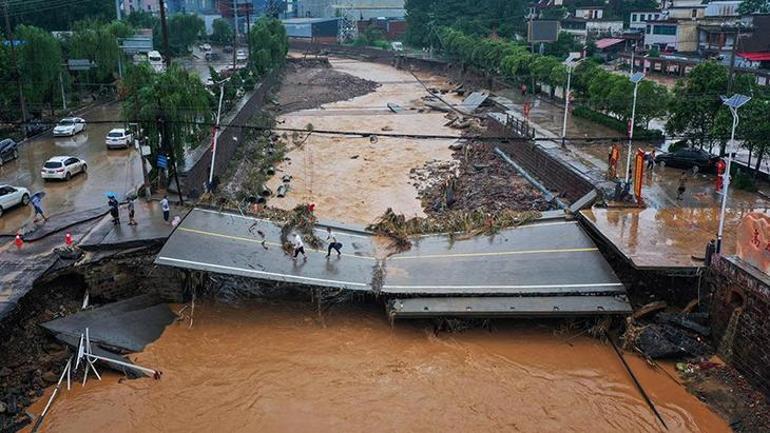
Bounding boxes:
[0,185,30,217]
[106,128,133,149]
[41,156,87,181]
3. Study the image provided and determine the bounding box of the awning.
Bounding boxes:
[595,38,624,50]
[738,52,770,61]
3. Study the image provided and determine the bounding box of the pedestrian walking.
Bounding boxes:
[127,197,137,225]
[160,195,170,223]
[30,193,48,222]
[646,149,656,170]
[292,233,307,260]
[677,171,688,200]
[108,195,120,225]
[325,227,342,258]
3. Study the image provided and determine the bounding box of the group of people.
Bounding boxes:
[105,194,173,226]
[290,227,343,260]
[108,194,138,226]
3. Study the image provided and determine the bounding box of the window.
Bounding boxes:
[632,14,637,22]
[691,9,697,18]
[653,25,676,35]
[65,158,78,166]
[646,25,652,34]
[0,187,9,196]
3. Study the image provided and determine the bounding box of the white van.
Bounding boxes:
[391,41,404,52]
[148,50,165,72]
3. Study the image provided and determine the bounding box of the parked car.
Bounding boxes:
[148,50,165,72]
[105,128,133,149]
[205,51,220,62]
[655,147,721,172]
[223,46,234,54]
[41,156,87,181]
[236,49,247,62]
[0,138,19,166]
[200,43,212,52]
[53,117,87,137]
[0,184,30,217]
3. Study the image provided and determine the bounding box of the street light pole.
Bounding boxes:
[716,94,751,253]
[208,78,231,188]
[625,72,645,184]
[561,65,573,148]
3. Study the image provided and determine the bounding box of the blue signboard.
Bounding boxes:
[157,154,168,169]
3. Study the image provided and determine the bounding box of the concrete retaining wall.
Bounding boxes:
[709,255,770,396]
[177,70,282,196]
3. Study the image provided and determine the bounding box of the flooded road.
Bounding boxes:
[0,103,142,233]
[28,301,729,433]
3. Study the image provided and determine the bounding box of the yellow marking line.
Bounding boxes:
[390,247,599,260]
[178,227,597,261]
[177,227,376,260]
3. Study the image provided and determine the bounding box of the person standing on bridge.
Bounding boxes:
[108,194,120,225]
[29,193,48,222]
[325,227,342,258]
[292,233,307,260]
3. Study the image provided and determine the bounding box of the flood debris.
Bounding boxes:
[386,102,402,113]
[412,143,551,215]
[367,207,541,250]
[624,306,712,359]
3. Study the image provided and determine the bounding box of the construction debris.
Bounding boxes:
[387,102,402,113]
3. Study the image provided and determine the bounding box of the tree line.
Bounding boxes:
[434,27,770,181]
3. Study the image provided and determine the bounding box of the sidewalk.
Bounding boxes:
[489,89,770,210]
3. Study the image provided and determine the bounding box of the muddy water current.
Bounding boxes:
[28,301,729,433]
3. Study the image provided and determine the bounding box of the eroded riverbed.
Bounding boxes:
[27,301,729,433]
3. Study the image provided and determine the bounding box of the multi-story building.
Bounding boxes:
[122,0,161,14]
[629,10,665,31]
[561,16,624,42]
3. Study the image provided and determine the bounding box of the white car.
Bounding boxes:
[148,50,165,72]
[236,49,247,62]
[41,156,87,181]
[53,117,86,137]
[201,43,212,52]
[106,128,133,149]
[0,184,30,217]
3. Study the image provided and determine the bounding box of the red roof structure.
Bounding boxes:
[738,52,770,61]
[595,38,624,50]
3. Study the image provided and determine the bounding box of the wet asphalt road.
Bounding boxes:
[156,208,625,297]
[0,103,142,233]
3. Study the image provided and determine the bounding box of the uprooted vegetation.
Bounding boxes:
[367,207,541,250]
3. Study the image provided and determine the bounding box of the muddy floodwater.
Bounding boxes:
[28,301,729,433]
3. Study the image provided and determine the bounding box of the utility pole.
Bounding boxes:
[232,0,238,70]
[158,0,171,68]
[245,3,251,67]
[115,0,122,20]
[3,0,28,137]
[727,27,740,93]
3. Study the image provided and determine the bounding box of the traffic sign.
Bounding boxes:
[67,59,94,71]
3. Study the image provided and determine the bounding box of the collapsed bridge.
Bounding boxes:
[155,208,631,318]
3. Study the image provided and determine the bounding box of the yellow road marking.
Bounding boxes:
[390,247,599,260]
[177,227,376,260]
[178,227,598,261]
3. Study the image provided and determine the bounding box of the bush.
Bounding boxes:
[572,106,664,142]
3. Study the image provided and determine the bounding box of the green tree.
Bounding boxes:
[666,62,734,152]
[544,32,580,58]
[210,19,233,46]
[738,0,770,14]
[126,10,159,29]
[6,0,114,31]
[15,25,64,116]
[120,63,212,165]
[155,14,205,56]
[248,18,288,75]
[64,20,134,85]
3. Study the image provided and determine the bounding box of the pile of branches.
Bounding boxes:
[278,204,322,251]
[366,207,541,250]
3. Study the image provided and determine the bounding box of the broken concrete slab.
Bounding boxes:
[458,91,489,115]
[41,295,175,353]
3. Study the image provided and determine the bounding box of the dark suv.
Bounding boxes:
[655,147,721,172]
[0,139,19,166]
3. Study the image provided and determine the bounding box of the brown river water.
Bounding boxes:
[26,300,730,433]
